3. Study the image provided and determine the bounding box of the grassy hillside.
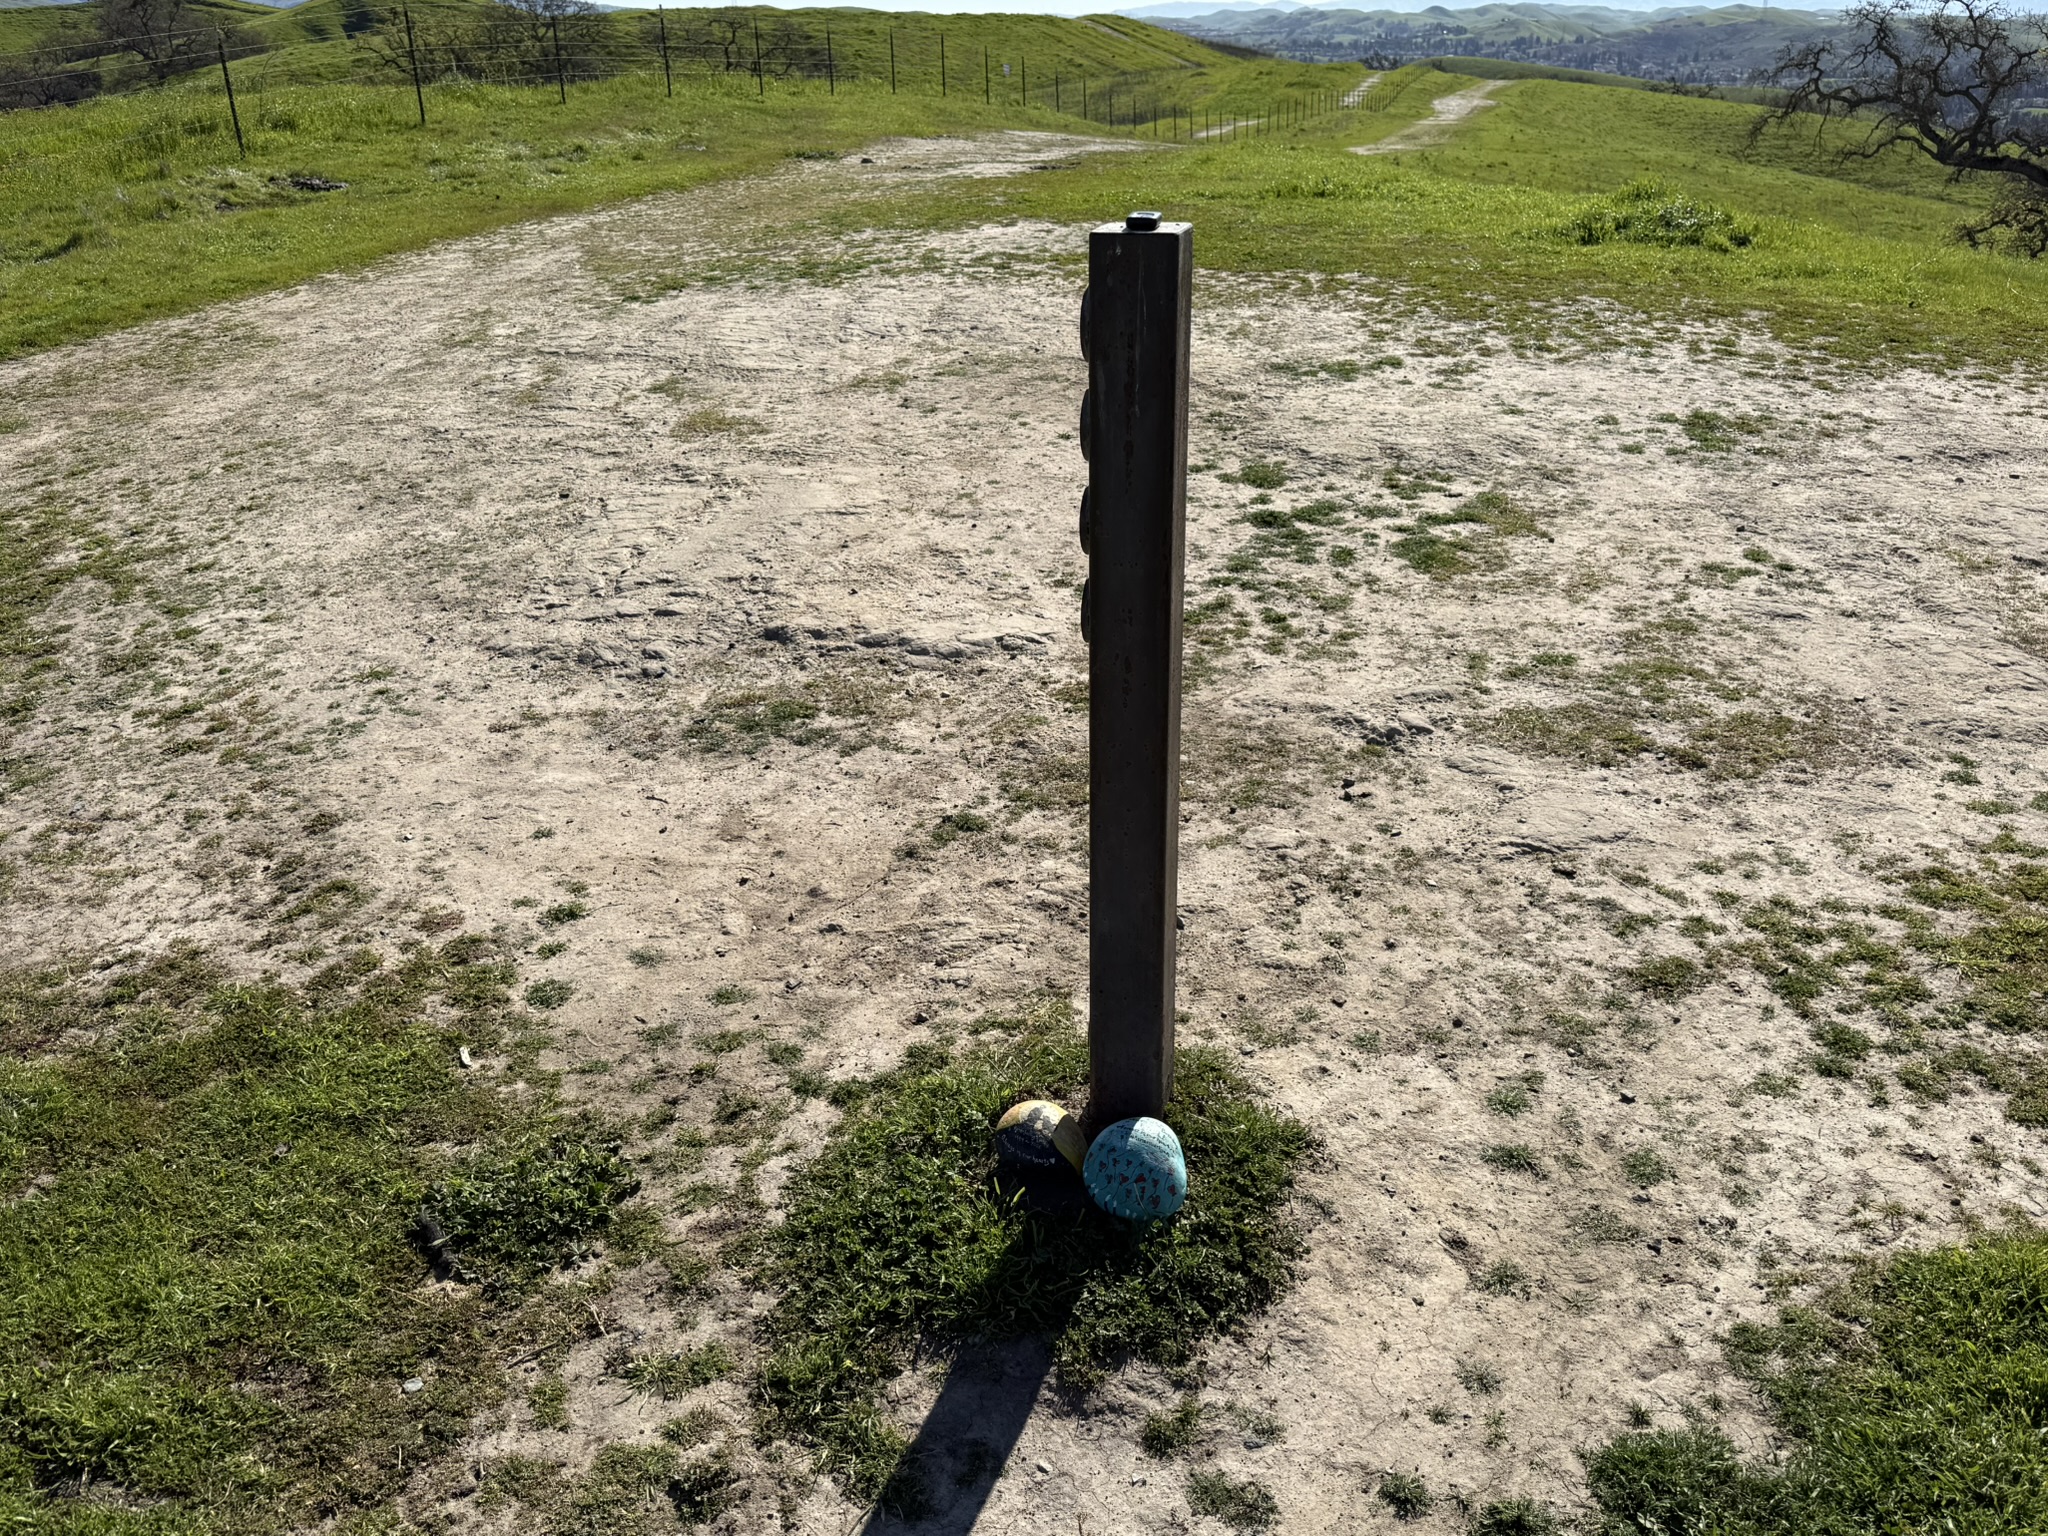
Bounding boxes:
[0,10,1345,359]
[3,29,2046,371]
[738,63,2044,374]
[1163,1,1844,82]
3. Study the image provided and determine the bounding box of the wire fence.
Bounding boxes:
[0,3,1353,149]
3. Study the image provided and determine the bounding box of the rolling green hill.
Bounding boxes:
[0,5,1347,357]
[1157,2,1843,83]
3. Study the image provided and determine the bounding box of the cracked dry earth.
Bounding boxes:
[5,129,2048,1534]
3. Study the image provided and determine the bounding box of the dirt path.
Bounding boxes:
[1351,78,1505,155]
[3,130,2046,1535]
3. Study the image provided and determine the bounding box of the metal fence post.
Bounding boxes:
[549,15,565,102]
[216,35,244,156]
[657,5,672,98]
[939,31,946,96]
[889,28,896,94]
[826,27,834,94]
[1077,211,1192,1127]
[402,3,426,124]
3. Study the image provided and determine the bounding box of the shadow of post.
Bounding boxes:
[861,1183,1099,1534]
[861,1337,1054,1535]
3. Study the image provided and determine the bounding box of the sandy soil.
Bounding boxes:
[4,129,2047,1534]
[1351,80,1503,155]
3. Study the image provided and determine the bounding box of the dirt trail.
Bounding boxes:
[1351,78,1505,155]
[3,130,2047,1535]
[1341,72,1381,107]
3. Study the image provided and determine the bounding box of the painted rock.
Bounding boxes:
[1083,1116,1187,1221]
[995,1099,1087,1175]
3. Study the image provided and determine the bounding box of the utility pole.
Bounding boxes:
[1076,211,1192,1127]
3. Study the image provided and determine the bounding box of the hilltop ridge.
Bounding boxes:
[1146,1,1840,81]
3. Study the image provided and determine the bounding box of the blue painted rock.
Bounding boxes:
[995,1099,1087,1175]
[1083,1116,1187,1220]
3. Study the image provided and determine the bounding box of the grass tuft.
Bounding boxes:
[1586,1224,2048,1533]
[1378,1470,1433,1520]
[1481,1143,1545,1177]
[750,1002,1314,1506]
[1142,1393,1209,1458]
[1187,1468,1281,1531]
[426,1126,639,1289]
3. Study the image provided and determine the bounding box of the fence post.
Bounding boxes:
[826,27,834,94]
[216,34,244,156]
[753,18,763,97]
[1077,210,1192,1128]
[889,28,895,94]
[1055,72,1060,113]
[939,31,946,96]
[402,3,426,125]
[549,16,565,102]
[657,5,672,98]
[983,47,989,104]
[1021,56,1026,106]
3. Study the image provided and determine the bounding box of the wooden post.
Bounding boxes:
[826,27,834,94]
[216,35,244,156]
[753,18,762,96]
[939,31,946,96]
[402,4,426,125]
[657,5,672,98]
[983,46,989,104]
[889,28,895,94]
[1077,211,1192,1128]
[550,15,565,103]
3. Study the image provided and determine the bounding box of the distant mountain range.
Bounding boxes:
[1128,2,1844,83]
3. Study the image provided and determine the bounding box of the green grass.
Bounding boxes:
[1586,1226,2048,1534]
[787,63,2047,374]
[1187,1468,1281,1532]
[751,1001,1314,1509]
[0,937,648,1532]
[0,3,1273,359]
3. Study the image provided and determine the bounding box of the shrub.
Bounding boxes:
[1561,179,1757,251]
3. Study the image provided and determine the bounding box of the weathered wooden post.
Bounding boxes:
[1077,211,1192,1128]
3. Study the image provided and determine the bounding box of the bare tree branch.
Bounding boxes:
[1755,0,2048,195]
